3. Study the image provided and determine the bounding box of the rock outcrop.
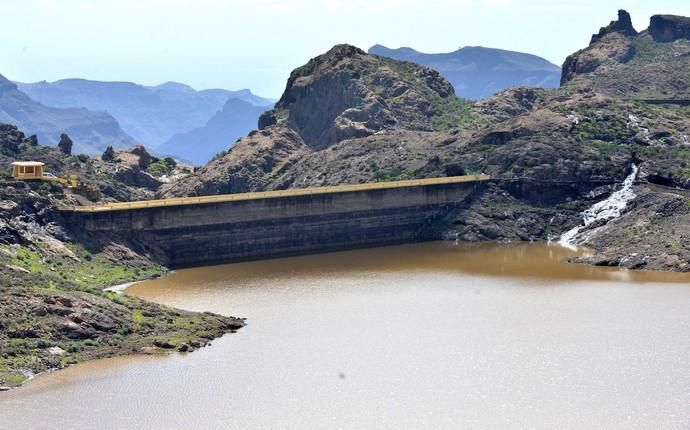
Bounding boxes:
[101,145,116,161]
[560,11,641,86]
[57,133,73,155]
[561,32,636,85]
[259,44,460,150]
[590,9,638,44]
[649,15,690,43]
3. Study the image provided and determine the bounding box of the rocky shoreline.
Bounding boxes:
[0,262,245,391]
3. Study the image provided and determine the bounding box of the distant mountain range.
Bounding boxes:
[368,45,561,99]
[16,79,274,159]
[0,73,137,155]
[158,98,269,164]
[2,45,558,161]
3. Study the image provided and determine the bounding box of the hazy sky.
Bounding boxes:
[1,0,687,97]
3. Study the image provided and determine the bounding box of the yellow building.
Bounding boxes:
[10,161,78,187]
[11,161,45,180]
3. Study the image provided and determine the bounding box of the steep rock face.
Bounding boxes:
[561,11,690,96]
[561,32,636,85]
[159,124,309,197]
[590,9,638,44]
[259,44,459,150]
[368,45,561,100]
[561,10,640,86]
[649,15,690,43]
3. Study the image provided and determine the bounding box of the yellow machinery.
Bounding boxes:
[11,161,79,188]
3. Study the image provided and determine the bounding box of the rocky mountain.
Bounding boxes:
[160,44,481,196]
[368,44,561,100]
[0,74,137,155]
[161,11,690,272]
[16,78,274,154]
[562,11,690,98]
[158,98,269,165]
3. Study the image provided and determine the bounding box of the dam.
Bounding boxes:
[60,175,489,267]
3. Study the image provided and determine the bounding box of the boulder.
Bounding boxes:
[649,15,690,43]
[57,133,73,155]
[101,145,116,162]
[130,145,152,169]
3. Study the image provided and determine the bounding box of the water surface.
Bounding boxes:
[2,242,690,429]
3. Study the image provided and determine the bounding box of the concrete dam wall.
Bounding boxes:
[63,177,487,268]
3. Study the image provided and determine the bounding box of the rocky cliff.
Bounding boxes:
[649,14,690,43]
[258,44,474,149]
[561,13,690,98]
[590,9,638,44]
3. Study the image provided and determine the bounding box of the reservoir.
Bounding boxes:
[2,242,690,429]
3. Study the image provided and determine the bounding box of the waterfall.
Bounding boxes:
[559,164,639,247]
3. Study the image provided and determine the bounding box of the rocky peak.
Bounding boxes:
[258,43,458,150]
[561,11,641,86]
[590,10,638,44]
[649,14,690,43]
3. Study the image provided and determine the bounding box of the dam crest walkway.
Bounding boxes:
[59,175,491,213]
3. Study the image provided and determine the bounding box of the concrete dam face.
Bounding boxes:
[63,177,488,268]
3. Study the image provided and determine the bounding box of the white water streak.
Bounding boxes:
[559,164,639,247]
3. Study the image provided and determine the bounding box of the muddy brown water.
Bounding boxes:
[2,242,690,429]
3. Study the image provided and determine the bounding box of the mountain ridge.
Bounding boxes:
[0,73,137,155]
[16,78,274,155]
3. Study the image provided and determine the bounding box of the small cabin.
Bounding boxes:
[11,161,45,180]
